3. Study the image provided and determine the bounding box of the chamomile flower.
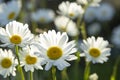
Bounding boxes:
[35,30,77,70]
[0,49,18,78]
[58,1,84,19]
[89,73,98,80]
[19,46,43,72]
[80,36,111,63]
[0,0,21,26]
[31,9,55,24]
[87,22,101,36]
[77,0,101,7]
[111,25,120,48]
[0,21,34,48]
[54,16,79,37]
[96,2,115,21]
[84,7,97,23]
[77,0,88,5]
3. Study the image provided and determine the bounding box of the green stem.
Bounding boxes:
[30,71,33,80]
[31,21,38,34]
[61,68,69,80]
[81,22,87,39]
[110,56,120,80]
[52,66,56,80]
[76,1,93,40]
[15,45,25,80]
[77,12,87,40]
[84,62,91,80]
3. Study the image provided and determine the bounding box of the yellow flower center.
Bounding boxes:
[25,55,37,65]
[1,58,12,68]
[89,48,101,57]
[10,35,22,44]
[47,46,63,60]
[60,26,66,32]
[39,17,46,23]
[8,12,15,20]
[69,13,74,17]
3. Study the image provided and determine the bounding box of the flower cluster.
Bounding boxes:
[0,20,78,78]
[0,0,116,80]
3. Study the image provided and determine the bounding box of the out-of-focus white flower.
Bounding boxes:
[0,49,18,78]
[0,0,21,26]
[0,0,3,3]
[26,1,34,11]
[77,0,101,7]
[111,25,120,48]
[77,0,88,5]
[58,1,84,19]
[80,36,111,63]
[31,9,55,24]
[0,21,34,48]
[89,73,98,80]
[19,46,43,72]
[84,7,97,23]
[34,30,77,70]
[96,2,115,21]
[87,22,101,35]
[54,16,79,37]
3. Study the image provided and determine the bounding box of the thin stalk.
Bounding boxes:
[30,71,33,80]
[61,68,69,80]
[76,12,87,40]
[52,66,56,80]
[15,45,25,80]
[84,62,91,80]
[110,56,120,80]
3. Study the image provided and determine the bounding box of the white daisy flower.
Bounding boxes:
[19,46,43,72]
[34,30,77,70]
[111,25,120,48]
[0,21,34,48]
[87,22,101,35]
[96,2,115,21]
[89,73,98,80]
[58,1,84,19]
[84,7,97,23]
[31,8,55,24]
[77,0,101,7]
[80,36,111,63]
[0,49,18,78]
[0,0,21,26]
[54,16,79,37]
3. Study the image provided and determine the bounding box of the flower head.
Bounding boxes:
[80,36,111,63]
[58,1,84,19]
[89,73,98,80]
[77,0,101,7]
[31,8,55,24]
[0,49,18,78]
[19,46,43,72]
[34,30,77,70]
[111,25,120,48]
[0,0,21,26]
[87,22,101,36]
[54,16,79,37]
[96,2,115,21]
[84,7,97,23]
[0,21,34,48]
